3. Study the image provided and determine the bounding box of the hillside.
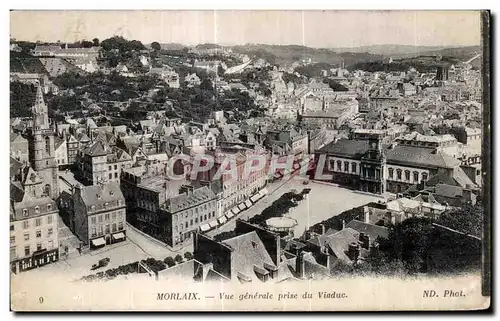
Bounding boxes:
[231,44,382,68]
[330,44,449,56]
[10,51,48,75]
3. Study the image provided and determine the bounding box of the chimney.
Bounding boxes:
[320,224,326,235]
[361,234,370,249]
[347,243,360,262]
[341,219,346,230]
[180,185,194,195]
[296,251,306,279]
[363,206,370,223]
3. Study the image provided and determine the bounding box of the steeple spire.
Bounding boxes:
[32,84,49,130]
[34,84,45,106]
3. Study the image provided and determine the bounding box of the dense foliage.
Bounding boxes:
[10,81,36,117]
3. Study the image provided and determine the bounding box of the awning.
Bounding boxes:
[231,207,240,215]
[112,232,125,240]
[250,194,261,203]
[200,224,210,232]
[218,216,227,224]
[91,237,105,247]
[208,221,217,229]
[226,212,234,219]
[238,203,247,211]
[245,200,253,208]
[260,188,269,196]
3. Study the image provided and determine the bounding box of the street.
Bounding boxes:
[207,177,384,238]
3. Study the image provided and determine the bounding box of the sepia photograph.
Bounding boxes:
[8,9,491,311]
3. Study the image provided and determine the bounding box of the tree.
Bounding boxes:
[163,256,176,267]
[174,254,184,264]
[323,78,348,92]
[151,41,161,51]
[92,38,100,47]
[184,252,194,261]
[81,40,93,48]
[436,202,483,238]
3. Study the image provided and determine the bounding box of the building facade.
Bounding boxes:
[72,182,127,249]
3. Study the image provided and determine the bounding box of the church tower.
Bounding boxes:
[29,85,59,199]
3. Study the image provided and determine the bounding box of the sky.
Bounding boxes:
[10,10,482,48]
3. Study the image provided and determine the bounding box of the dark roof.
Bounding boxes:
[84,140,108,157]
[77,182,124,209]
[345,220,390,241]
[164,186,215,213]
[316,139,370,159]
[386,145,460,169]
[10,157,24,178]
[426,167,476,188]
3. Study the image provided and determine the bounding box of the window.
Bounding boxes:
[351,163,357,173]
[23,209,28,217]
[405,170,410,181]
[105,224,110,234]
[99,226,103,235]
[98,215,103,223]
[109,165,112,171]
[112,212,116,220]
[47,204,52,211]
[35,206,40,214]
[112,223,117,232]
[48,228,53,237]
[118,222,123,230]
[114,165,117,170]
[105,214,110,221]
[91,228,96,237]
[396,169,402,180]
[413,171,419,182]
[36,243,42,251]
[109,173,112,179]
[24,233,29,241]
[36,218,42,226]
[422,173,428,181]
[91,216,96,224]
[10,225,14,231]
[344,161,349,172]
[10,247,16,258]
[10,236,15,245]
[24,246,30,256]
[190,219,193,226]
[48,240,53,249]
[114,172,118,178]
[336,160,342,171]
[195,218,198,223]
[36,230,41,238]
[47,215,53,224]
[45,136,51,155]
[388,168,394,179]
[204,214,207,221]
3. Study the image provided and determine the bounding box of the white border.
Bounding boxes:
[2,1,498,319]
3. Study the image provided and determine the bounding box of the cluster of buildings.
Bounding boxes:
[10,41,483,280]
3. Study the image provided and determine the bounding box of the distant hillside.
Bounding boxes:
[155,43,187,51]
[330,44,449,56]
[399,46,481,61]
[231,44,382,68]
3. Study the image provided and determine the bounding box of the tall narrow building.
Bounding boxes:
[29,85,59,199]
